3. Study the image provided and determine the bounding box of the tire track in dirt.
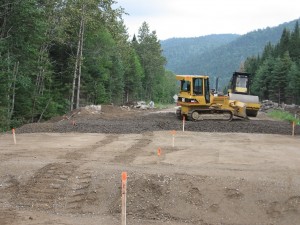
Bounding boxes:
[15,163,76,211]
[112,132,153,164]
[0,175,20,225]
[12,135,119,214]
[62,169,95,214]
[265,195,300,219]
[58,134,119,214]
[0,209,19,225]
[59,134,119,161]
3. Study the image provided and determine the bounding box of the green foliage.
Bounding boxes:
[251,57,275,99]
[135,22,168,101]
[0,1,177,130]
[269,52,292,103]
[162,19,300,88]
[268,110,300,123]
[161,34,239,74]
[245,21,300,105]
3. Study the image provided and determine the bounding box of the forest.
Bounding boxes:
[0,0,177,131]
[244,22,300,105]
[162,19,300,88]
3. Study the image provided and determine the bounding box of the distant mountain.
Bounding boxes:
[161,18,300,89]
[161,34,240,74]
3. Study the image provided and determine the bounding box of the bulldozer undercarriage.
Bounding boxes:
[177,108,233,121]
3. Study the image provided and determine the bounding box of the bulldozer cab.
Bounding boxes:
[228,72,261,117]
[177,75,210,104]
[229,72,250,95]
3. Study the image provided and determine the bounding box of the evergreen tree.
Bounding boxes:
[286,63,300,104]
[245,22,300,104]
[289,21,300,62]
[124,47,144,103]
[252,57,275,100]
[261,42,274,62]
[270,52,292,103]
[136,22,166,101]
[0,1,177,130]
[275,28,290,57]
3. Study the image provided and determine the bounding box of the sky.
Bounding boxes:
[115,0,300,40]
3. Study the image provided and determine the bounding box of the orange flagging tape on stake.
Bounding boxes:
[12,128,16,144]
[121,172,127,225]
[122,172,127,182]
[157,148,161,156]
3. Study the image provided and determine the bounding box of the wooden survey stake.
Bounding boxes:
[121,172,127,225]
[12,128,16,144]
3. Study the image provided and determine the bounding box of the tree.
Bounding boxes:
[123,47,144,103]
[289,21,300,62]
[270,52,292,103]
[252,57,275,100]
[136,22,166,101]
[286,63,300,104]
[0,0,177,131]
[0,0,55,127]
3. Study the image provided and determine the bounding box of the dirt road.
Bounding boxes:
[1,106,300,225]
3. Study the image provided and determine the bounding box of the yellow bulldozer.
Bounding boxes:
[176,75,247,121]
[227,72,261,117]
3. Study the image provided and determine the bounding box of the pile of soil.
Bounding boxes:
[16,105,299,135]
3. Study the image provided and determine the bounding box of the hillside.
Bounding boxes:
[162,18,300,88]
[161,34,240,74]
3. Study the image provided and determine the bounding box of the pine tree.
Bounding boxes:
[124,47,144,103]
[275,28,290,57]
[136,22,166,101]
[270,52,292,104]
[286,63,300,104]
[252,57,275,100]
[289,21,300,62]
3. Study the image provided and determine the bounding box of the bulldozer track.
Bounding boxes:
[112,132,153,164]
[187,109,233,121]
[16,163,76,211]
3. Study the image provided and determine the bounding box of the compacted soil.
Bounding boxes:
[1,105,300,225]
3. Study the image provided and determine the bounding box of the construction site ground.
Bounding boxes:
[1,105,300,225]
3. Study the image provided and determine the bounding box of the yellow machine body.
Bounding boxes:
[228,72,261,117]
[176,75,247,121]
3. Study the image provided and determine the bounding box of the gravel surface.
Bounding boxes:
[16,109,299,135]
[2,106,300,225]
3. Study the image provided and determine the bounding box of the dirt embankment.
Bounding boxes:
[17,105,299,135]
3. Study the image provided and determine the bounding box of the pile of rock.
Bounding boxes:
[260,100,300,116]
[260,100,280,112]
[132,101,155,110]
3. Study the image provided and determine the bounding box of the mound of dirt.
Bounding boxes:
[16,106,299,136]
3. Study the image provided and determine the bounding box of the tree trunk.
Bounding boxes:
[71,4,85,111]
[76,6,85,109]
[31,45,48,122]
[70,28,81,111]
[9,61,18,120]
[38,99,51,123]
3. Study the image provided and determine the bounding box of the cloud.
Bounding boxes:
[117,0,169,17]
[116,0,300,40]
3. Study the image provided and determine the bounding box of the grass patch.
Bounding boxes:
[267,110,300,124]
